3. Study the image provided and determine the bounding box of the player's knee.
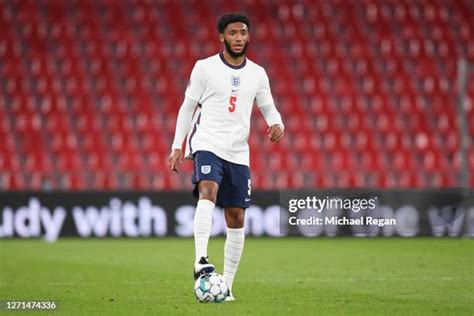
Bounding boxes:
[226,209,245,228]
[198,183,218,202]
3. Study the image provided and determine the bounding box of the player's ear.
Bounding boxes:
[219,33,224,42]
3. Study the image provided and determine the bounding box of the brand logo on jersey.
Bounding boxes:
[231,76,240,87]
[201,165,211,174]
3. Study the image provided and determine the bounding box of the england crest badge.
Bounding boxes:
[231,76,240,87]
[201,165,211,174]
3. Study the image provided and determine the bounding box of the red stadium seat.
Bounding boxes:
[1,172,26,190]
[0,0,468,190]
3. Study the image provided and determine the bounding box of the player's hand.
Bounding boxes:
[267,124,284,143]
[168,148,184,173]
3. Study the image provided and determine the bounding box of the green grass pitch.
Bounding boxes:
[1,238,473,315]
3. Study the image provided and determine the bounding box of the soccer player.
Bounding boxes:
[168,13,284,301]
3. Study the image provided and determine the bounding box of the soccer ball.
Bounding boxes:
[194,273,229,303]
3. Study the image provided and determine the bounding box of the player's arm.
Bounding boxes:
[169,61,205,172]
[261,105,284,143]
[255,68,284,143]
[169,97,199,172]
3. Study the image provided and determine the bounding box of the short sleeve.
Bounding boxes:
[255,67,274,108]
[185,61,205,101]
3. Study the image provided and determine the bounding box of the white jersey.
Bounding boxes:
[183,53,280,166]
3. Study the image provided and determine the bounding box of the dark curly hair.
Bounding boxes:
[217,13,251,34]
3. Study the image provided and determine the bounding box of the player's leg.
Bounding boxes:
[191,151,223,279]
[193,180,218,278]
[223,207,245,301]
[218,162,250,301]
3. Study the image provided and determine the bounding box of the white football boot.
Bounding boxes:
[193,256,215,280]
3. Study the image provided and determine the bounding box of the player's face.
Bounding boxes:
[220,22,250,58]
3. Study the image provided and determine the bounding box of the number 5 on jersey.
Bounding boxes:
[229,96,237,113]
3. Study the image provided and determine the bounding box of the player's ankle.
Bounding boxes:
[195,256,206,263]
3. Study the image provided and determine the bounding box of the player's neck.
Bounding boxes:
[222,50,245,67]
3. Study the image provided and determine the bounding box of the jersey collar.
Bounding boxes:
[219,52,247,70]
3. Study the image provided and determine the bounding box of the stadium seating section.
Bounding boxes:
[1,0,473,190]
